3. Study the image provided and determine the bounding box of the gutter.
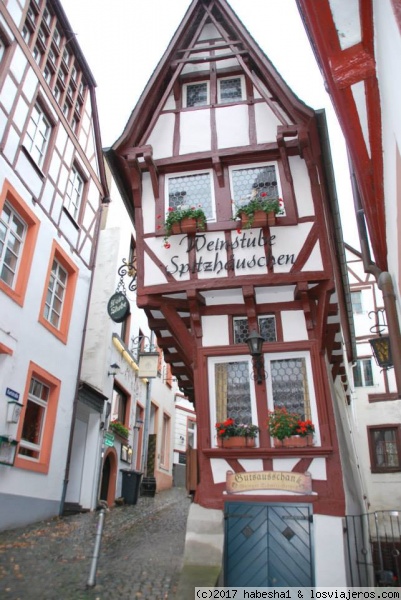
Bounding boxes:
[349,157,401,395]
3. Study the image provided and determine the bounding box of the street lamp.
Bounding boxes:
[368,309,393,370]
[246,330,267,384]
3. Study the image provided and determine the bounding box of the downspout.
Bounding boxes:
[350,160,401,394]
[59,86,111,516]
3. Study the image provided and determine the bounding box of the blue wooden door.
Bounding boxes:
[224,502,314,587]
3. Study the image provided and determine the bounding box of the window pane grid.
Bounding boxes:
[271,357,311,419]
[219,77,242,102]
[232,165,279,205]
[0,202,26,288]
[19,377,49,460]
[168,173,213,220]
[44,260,67,328]
[65,167,83,220]
[233,316,276,344]
[372,429,400,469]
[215,361,252,425]
[24,104,51,167]
[186,83,208,107]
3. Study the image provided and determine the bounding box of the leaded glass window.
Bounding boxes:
[168,172,214,220]
[185,82,208,107]
[231,164,285,216]
[233,316,276,344]
[270,357,311,419]
[215,361,252,425]
[219,77,243,103]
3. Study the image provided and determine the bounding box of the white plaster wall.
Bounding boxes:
[314,515,347,585]
[375,0,401,308]
[289,155,315,217]
[255,103,282,144]
[216,105,249,148]
[202,315,229,347]
[180,110,211,154]
[282,310,308,341]
[146,113,175,159]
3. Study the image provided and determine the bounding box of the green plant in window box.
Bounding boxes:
[162,205,207,247]
[109,420,129,439]
[234,192,282,229]
[266,408,298,441]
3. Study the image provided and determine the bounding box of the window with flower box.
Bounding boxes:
[229,163,285,217]
[166,170,215,222]
[265,351,319,442]
[208,356,257,446]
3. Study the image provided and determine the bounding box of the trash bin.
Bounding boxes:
[120,470,142,505]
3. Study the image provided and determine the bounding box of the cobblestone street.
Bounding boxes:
[0,487,192,600]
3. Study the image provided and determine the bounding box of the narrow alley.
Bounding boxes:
[0,487,191,600]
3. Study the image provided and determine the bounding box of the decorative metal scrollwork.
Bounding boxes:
[116,258,137,294]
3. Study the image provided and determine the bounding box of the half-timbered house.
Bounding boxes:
[106,0,361,586]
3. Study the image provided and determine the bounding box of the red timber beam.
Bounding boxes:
[296,0,387,271]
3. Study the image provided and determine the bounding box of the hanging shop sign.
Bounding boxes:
[165,231,297,277]
[226,470,312,494]
[107,292,130,323]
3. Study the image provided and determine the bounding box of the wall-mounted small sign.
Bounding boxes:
[107,292,130,323]
[104,431,115,447]
[6,388,20,401]
[226,470,312,494]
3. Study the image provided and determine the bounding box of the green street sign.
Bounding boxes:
[104,432,115,447]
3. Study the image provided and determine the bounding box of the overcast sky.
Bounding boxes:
[61,0,358,244]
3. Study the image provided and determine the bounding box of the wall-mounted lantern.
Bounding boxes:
[368,309,393,370]
[0,436,18,466]
[7,401,23,423]
[246,330,267,384]
[131,335,159,379]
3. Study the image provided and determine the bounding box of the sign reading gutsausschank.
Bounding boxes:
[107,292,130,323]
[226,470,312,494]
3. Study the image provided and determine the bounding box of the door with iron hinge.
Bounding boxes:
[224,502,314,587]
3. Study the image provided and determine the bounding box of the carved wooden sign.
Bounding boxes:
[226,470,312,494]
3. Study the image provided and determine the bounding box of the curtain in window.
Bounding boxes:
[215,363,228,422]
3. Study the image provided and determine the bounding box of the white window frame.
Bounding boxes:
[24,103,51,168]
[208,355,258,447]
[64,165,84,220]
[183,80,210,108]
[265,350,320,445]
[217,75,245,104]
[165,169,216,222]
[43,258,67,328]
[353,358,374,387]
[0,201,27,289]
[351,290,363,314]
[18,377,49,461]
[229,161,284,216]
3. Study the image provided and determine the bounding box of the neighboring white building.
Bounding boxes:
[63,163,178,511]
[173,393,197,488]
[0,0,107,528]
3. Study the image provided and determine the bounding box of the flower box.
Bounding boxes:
[283,435,308,448]
[222,436,247,448]
[240,210,276,228]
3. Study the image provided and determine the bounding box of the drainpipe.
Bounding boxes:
[350,162,401,395]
